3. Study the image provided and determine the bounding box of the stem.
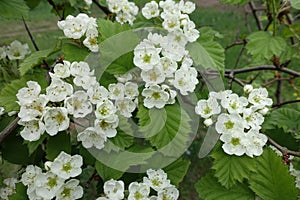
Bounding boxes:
[271,0,277,36]
[0,117,20,144]
[267,136,300,157]
[272,99,300,108]
[248,1,263,30]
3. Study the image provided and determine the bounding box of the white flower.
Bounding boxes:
[0,46,6,59]
[46,77,73,102]
[142,85,169,109]
[115,73,133,83]
[18,95,48,121]
[195,97,221,118]
[18,119,45,141]
[166,30,188,47]
[17,81,41,105]
[161,84,177,104]
[142,1,160,19]
[221,93,248,114]
[179,0,195,14]
[242,108,264,130]
[215,113,244,134]
[103,179,124,200]
[141,66,165,86]
[182,20,199,42]
[73,75,97,90]
[107,0,124,13]
[157,186,179,200]
[95,99,117,119]
[6,40,30,60]
[209,90,232,100]
[204,118,213,126]
[243,84,253,94]
[0,178,18,200]
[43,107,70,136]
[259,107,269,115]
[70,61,93,77]
[125,82,139,99]
[64,90,92,118]
[108,83,125,100]
[143,169,171,192]
[147,33,164,47]
[87,84,109,104]
[8,111,17,116]
[21,165,42,186]
[56,179,83,200]
[248,88,273,109]
[128,182,150,200]
[220,131,247,156]
[52,61,71,78]
[134,41,161,71]
[173,66,198,95]
[289,163,300,189]
[84,0,92,6]
[83,36,99,52]
[94,115,119,138]
[160,57,178,78]
[50,151,83,179]
[161,37,187,62]
[244,129,267,157]
[0,107,5,116]
[57,13,90,39]
[162,13,180,32]
[116,97,137,118]
[77,127,107,149]
[34,172,65,199]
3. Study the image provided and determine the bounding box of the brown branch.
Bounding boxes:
[267,136,300,157]
[47,0,62,19]
[0,117,20,144]
[225,40,246,50]
[272,99,300,108]
[248,1,263,30]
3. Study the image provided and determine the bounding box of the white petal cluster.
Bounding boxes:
[6,40,31,60]
[0,178,18,200]
[195,85,273,157]
[97,169,179,200]
[106,0,139,25]
[20,152,83,200]
[57,13,99,52]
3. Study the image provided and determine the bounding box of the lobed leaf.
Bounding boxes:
[95,160,124,181]
[45,132,71,161]
[249,148,299,200]
[163,158,191,187]
[0,0,29,19]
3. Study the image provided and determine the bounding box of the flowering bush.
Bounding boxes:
[1,0,300,199]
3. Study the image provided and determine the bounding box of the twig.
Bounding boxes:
[267,136,300,157]
[275,74,282,104]
[92,0,111,16]
[225,40,246,50]
[0,117,20,144]
[224,73,245,87]
[272,99,300,108]
[47,0,62,19]
[248,1,263,30]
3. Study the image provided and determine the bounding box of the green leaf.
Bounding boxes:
[0,0,29,19]
[263,128,299,151]
[26,134,48,155]
[186,40,225,75]
[246,31,287,60]
[79,145,96,166]
[97,18,131,41]
[145,103,191,157]
[78,166,98,200]
[62,43,89,62]
[9,182,28,200]
[95,160,124,181]
[249,148,298,200]
[291,0,300,9]
[0,71,48,112]
[220,0,251,6]
[195,172,255,200]
[211,145,256,188]
[163,158,190,187]
[262,108,300,134]
[19,48,57,76]
[45,132,71,161]
[105,52,135,75]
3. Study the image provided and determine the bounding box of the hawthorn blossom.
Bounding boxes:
[195,97,221,118]
[173,66,198,95]
[142,1,160,19]
[142,85,169,109]
[215,113,244,134]
[248,87,273,109]
[108,83,125,100]
[103,179,124,200]
[87,84,109,104]
[16,81,41,105]
[43,107,70,136]
[77,127,107,149]
[95,100,117,119]
[64,90,92,118]
[141,66,165,86]
[56,179,83,200]
[220,131,247,156]
[18,119,45,141]
[46,77,73,102]
[221,93,248,114]
[6,40,30,60]
[52,61,71,78]
[94,114,119,138]
[157,186,179,200]
[115,97,137,118]
[128,182,150,200]
[143,169,171,192]
[244,129,268,157]
[18,95,48,121]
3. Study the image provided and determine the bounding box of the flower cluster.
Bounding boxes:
[17,60,139,150]
[0,40,30,60]
[58,13,99,52]
[106,0,139,25]
[195,85,273,157]
[96,169,179,200]
[21,151,83,200]
[0,178,18,200]
[133,0,199,109]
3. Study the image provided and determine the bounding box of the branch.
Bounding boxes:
[92,0,111,16]
[47,0,62,19]
[267,136,300,157]
[272,99,300,108]
[224,65,300,77]
[248,1,263,30]
[0,117,20,144]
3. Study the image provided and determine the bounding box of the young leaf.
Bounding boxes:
[186,40,225,75]
[19,48,58,76]
[246,31,286,60]
[163,158,191,187]
[45,132,71,161]
[211,145,256,189]
[0,0,29,19]
[249,148,299,200]
[8,182,28,200]
[195,172,255,200]
[95,160,124,181]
